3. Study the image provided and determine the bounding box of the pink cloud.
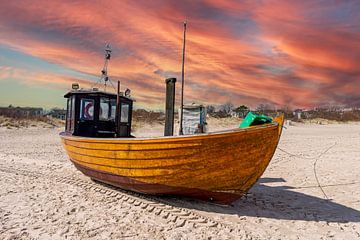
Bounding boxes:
[0,0,359,108]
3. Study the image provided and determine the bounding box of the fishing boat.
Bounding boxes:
[60,36,284,204]
[60,114,283,204]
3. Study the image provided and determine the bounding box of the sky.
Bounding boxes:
[0,0,359,110]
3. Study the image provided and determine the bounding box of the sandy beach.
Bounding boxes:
[0,123,359,239]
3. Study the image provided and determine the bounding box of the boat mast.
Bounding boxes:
[179,20,187,135]
[92,43,116,92]
[115,80,121,137]
[102,43,112,91]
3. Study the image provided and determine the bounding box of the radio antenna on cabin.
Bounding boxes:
[92,43,116,92]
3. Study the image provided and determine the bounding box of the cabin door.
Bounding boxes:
[118,101,132,137]
[77,97,97,137]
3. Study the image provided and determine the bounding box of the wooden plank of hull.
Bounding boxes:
[60,118,284,204]
[72,161,242,204]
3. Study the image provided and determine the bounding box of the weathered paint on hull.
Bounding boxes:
[60,116,284,204]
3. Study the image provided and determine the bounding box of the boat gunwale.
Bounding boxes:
[60,122,279,143]
[63,141,202,151]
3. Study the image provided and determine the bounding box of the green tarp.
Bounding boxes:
[239,111,272,128]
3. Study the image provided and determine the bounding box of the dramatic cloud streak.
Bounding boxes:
[0,0,359,109]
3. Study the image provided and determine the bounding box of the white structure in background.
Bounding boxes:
[179,103,207,135]
[293,109,303,120]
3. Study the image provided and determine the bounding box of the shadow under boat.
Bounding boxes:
[112,177,359,223]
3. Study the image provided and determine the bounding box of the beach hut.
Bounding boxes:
[179,103,207,135]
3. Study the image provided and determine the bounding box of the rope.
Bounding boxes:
[293,181,360,189]
[313,142,337,200]
[277,147,300,158]
[275,147,315,163]
[276,142,337,200]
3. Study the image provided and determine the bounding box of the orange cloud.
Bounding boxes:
[0,0,359,108]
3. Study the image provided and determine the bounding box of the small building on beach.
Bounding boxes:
[47,108,67,120]
[0,106,43,118]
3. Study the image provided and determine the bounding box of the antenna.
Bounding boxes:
[179,20,187,135]
[92,43,116,92]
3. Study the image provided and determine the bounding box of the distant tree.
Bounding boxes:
[279,105,293,119]
[219,102,234,115]
[234,105,249,112]
[206,105,215,115]
[210,102,234,118]
[234,105,250,118]
[256,103,275,113]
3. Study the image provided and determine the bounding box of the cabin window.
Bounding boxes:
[100,98,116,121]
[80,98,94,120]
[110,99,116,120]
[100,98,110,121]
[120,102,130,123]
[69,96,75,132]
[66,98,70,130]
[65,96,76,132]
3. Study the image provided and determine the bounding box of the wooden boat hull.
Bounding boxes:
[60,116,284,204]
